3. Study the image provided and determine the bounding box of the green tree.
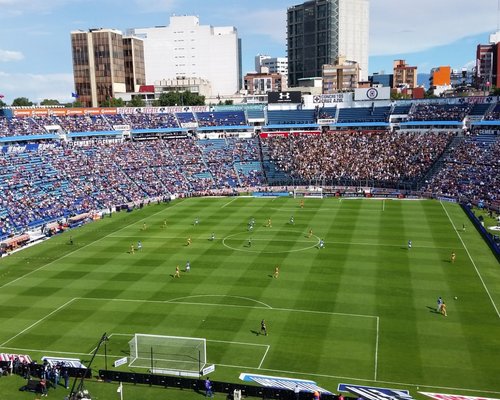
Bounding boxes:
[100,97,125,107]
[0,99,6,108]
[224,99,234,105]
[128,96,145,107]
[156,91,205,106]
[12,97,33,107]
[40,99,61,106]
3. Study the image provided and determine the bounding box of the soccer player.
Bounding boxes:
[187,237,192,246]
[137,241,142,251]
[194,217,199,226]
[210,232,215,241]
[300,199,304,209]
[130,243,135,254]
[247,237,252,247]
[185,261,191,272]
[260,319,267,336]
[408,240,412,250]
[273,265,279,279]
[174,265,180,278]
[437,296,443,312]
[289,216,294,225]
[142,222,147,231]
[308,228,313,238]
[318,239,325,249]
[162,219,167,228]
[266,218,272,228]
[440,301,447,317]
[451,252,456,263]
[462,223,466,232]
[69,236,73,245]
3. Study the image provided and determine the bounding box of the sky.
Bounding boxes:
[0,0,499,103]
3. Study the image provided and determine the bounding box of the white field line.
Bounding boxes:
[374,316,379,381]
[221,197,238,208]
[107,234,455,250]
[0,298,77,347]
[79,296,378,320]
[440,201,500,318]
[258,345,270,369]
[0,201,184,290]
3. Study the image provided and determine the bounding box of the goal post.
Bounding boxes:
[128,334,207,375]
[293,186,323,198]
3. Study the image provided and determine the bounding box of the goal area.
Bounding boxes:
[293,187,323,198]
[128,334,206,375]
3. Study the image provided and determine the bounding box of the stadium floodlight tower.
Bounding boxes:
[129,334,207,377]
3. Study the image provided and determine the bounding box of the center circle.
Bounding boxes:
[222,229,320,254]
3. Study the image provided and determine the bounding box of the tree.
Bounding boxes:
[40,99,60,106]
[156,91,205,106]
[128,96,145,107]
[224,99,234,105]
[100,97,125,107]
[0,99,6,108]
[12,97,33,107]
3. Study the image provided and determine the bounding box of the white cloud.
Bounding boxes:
[0,49,24,62]
[0,71,74,103]
[370,0,498,55]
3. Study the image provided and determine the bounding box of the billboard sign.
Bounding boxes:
[268,91,302,104]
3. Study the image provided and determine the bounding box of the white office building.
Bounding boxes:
[255,55,289,88]
[128,15,241,97]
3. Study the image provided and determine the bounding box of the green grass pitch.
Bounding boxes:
[0,197,500,399]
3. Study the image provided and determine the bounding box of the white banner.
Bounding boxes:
[113,357,128,368]
[354,87,391,101]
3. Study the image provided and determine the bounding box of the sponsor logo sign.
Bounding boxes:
[420,392,500,400]
[201,364,216,375]
[338,384,413,400]
[268,91,302,104]
[240,373,332,394]
[113,357,128,368]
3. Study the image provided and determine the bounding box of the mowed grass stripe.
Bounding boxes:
[1,198,500,394]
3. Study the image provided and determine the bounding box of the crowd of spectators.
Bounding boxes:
[0,137,264,236]
[408,104,472,121]
[264,131,454,184]
[196,111,246,127]
[423,134,500,206]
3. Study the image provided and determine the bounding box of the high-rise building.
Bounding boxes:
[128,16,241,97]
[322,56,360,93]
[287,0,369,87]
[392,60,417,89]
[254,55,289,88]
[71,28,145,108]
[475,32,500,90]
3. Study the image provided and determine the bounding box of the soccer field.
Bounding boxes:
[0,197,499,397]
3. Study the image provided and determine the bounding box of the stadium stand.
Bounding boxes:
[1,100,500,237]
[267,109,316,125]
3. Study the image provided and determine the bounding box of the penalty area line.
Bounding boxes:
[0,298,77,347]
[258,345,270,369]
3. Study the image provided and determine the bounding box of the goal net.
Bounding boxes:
[293,187,323,198]
[128,334,206,375]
